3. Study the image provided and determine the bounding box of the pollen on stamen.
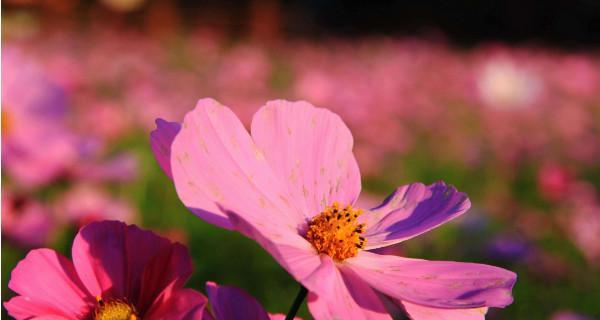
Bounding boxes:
[305,201,367,261]
[94,297,138,320]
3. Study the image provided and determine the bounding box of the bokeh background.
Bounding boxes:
[2,1,600,319]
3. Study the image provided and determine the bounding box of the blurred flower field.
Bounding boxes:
[3,6,600,319]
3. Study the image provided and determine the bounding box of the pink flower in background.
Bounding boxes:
[71,153,139,183]
[551,310,594,320]
[2,48,80,188]
[4,220,205,319]
[203,282,300,320]
[537,163,573,202]
[1,191,55,247]
[56,184,137,227]
[152,99,516,319]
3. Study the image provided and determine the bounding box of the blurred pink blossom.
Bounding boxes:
[55,184,137,227]
[1,191,55,248]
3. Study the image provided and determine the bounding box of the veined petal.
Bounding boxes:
[205,281,270,320]
[171,98,305,231]
[144,288,207,320]
[251,100,361,218]
[362,182,470,249]
[150,118,181,179]
[307,264,391,320]
[5,249,92,319]
[72,221,172,301]
[345,251,516,309]
[225,211,333,297]
[400,300,488,320]
[138,243,193,312]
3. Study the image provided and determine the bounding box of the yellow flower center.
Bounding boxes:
[94,297,139,320]
[305,202,366,261]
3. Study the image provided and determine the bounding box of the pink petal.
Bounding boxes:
[205,281,270,320]
[225,212,332,296]
[137,243,193,312]
[400,301,488,320]
[251,100,361,218]
[144,288,207,320]
[170,98,305,230]
[72,221,172,301]
[5,249,92,319]
[346,251,516,309]
[362,182,470,249]
[150,118,181,179]
[307,264,391,320]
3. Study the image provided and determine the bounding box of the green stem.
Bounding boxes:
[285,285,308,320]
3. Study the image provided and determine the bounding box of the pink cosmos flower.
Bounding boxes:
[4,220,205,319]
[152,98,517,319]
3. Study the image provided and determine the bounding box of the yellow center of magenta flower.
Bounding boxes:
[94,297,138,320]
[305,202,366,261]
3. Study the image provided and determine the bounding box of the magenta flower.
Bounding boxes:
[152,98,516,319]
[4,221,205,319]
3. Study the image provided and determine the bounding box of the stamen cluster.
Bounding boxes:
[306,202,366,261]
[94,297,138,320]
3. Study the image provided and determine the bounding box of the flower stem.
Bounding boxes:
[285,285,308,320]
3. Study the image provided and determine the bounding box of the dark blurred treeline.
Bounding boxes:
[4,0,600,48]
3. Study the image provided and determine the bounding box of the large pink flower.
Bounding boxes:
[4,221,205,319]
[152,98,517,319]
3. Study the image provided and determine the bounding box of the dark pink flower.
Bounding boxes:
[152,99,517,319]
[4,220,205,319]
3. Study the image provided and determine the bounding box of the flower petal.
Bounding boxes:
[150,118,181,179]
[345,251,516,309]
[307,264,391,320]
[225,211,332,297]
[251,100,361,217]
[362,182,470,249]
[171,98,305,231]
[205,281,270,320]
[5,249,92,319]
[137,243,193,312]
[144,288,207,320]
[399,301,488,320]
[72,221,172,301]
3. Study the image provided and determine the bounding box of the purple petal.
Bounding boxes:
[362,182,471,249]
[205,281,270,320]
[144,288,208,320]
[251,100,361,218]
[150,118,181,179]
[346,251,516,309]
